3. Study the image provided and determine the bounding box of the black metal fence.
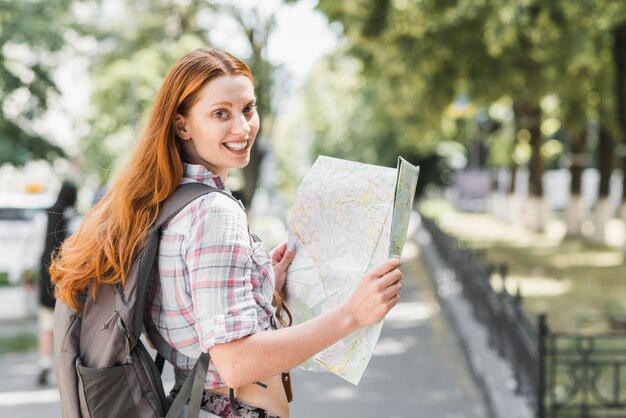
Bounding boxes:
[545,332,626,417]
[420,215,626,418]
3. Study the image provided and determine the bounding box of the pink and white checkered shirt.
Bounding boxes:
[146,163,276,389]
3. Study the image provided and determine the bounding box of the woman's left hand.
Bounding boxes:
[270,241,296,297]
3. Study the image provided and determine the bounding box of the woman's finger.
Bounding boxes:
[271,242,288,264]
[277,248,296,268]
[383,280,402,300]
[378,268,403,288]
[368,257,401,278]
[387,294,400,308]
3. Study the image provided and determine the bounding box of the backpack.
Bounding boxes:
[54,182,230,418]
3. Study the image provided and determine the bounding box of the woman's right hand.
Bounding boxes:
[344,257,403,329]
[210,257,403,389]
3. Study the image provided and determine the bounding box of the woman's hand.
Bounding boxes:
[343,257,403,329]
[270,241,296,297]
[210,256,400,389]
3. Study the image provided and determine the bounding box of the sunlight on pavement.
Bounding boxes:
[385,301,439,326]
[544,220,567,242]
[439,213,566,248]
[324,386,358,400]
[0,388,59,406]
[436,209,626,251]
[550,251,624,268]
[374,335,418,356]
[490,275,571,298]
[605,218,625,247]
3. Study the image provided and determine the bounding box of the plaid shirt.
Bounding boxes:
[146,163,276,389]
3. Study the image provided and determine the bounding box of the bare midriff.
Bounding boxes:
[211,374,289,418]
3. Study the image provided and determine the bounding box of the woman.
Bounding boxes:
[36,181,77,386]
[51,48,402,418]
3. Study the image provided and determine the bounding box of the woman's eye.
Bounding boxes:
[214,110,228,119]
[243,104,256,114]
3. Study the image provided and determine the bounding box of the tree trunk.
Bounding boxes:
[505,151,521,224]
[615,22,626,202]
[509,164,518,195]
[527,104,543,198]
[565,126,587,237]
[598,127,613,200]
[514,100,546,231]
[613,22,626,250]
[591,126,615,244]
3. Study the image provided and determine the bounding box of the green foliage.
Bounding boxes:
[83,0,281,201]
[81,0,207,181]
[85,34,206,180]
[312,0,626,181]
[0,0,83,165]
[315,0,500,161]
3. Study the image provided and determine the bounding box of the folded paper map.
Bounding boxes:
[285,155,420,384]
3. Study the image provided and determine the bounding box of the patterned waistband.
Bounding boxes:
[170,385,281,418]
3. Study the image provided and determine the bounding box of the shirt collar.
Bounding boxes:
[182,163,227,191]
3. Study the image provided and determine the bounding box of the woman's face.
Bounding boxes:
[176,75,259,179]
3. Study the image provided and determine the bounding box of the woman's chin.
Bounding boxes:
[232,154,251,169]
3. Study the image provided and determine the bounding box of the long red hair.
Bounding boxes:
[51,48,254,309]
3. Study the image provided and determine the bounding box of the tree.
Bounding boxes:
[313,0,626,235]
[314,0,553,228]
[552,2,626,241]
[0,0,83,165]
[82,0,291,207]
[312,0,496,170]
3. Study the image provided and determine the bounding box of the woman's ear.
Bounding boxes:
[175,114,191,140]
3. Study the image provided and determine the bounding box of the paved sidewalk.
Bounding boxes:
[415,217,533,418]
[0,239,487,418]
[289,240,487,418]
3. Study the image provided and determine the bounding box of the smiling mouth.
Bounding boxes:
[223,141,249,151]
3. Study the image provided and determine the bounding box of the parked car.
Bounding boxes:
[0,191,55,284]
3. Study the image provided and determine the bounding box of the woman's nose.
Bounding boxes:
[231,114,251,135]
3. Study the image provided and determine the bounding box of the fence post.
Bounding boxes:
[537,314,547,418]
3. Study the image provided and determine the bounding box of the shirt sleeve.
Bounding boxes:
[185,193,260,351]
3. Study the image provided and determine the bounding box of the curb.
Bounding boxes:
[414,217,534,418]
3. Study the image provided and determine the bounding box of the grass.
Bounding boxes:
[419,199,626,333]
[0,332,37,354]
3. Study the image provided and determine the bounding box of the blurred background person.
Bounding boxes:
[36,181,78,385]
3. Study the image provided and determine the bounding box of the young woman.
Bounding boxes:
[35,181,77,386]
[51,48,403,418]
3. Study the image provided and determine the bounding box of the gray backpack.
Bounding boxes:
[54,183,229,418]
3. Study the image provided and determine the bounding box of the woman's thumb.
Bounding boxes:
[280,247,297,266]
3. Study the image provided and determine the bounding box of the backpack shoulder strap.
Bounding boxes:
[131,182,235,338]
[152,182,234,231]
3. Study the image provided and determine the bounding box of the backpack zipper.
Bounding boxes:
[116,318,133,364]
[100,310,119,331]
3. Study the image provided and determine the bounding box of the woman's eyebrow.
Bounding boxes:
[209,97,256,107]
[209,101,233,107]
